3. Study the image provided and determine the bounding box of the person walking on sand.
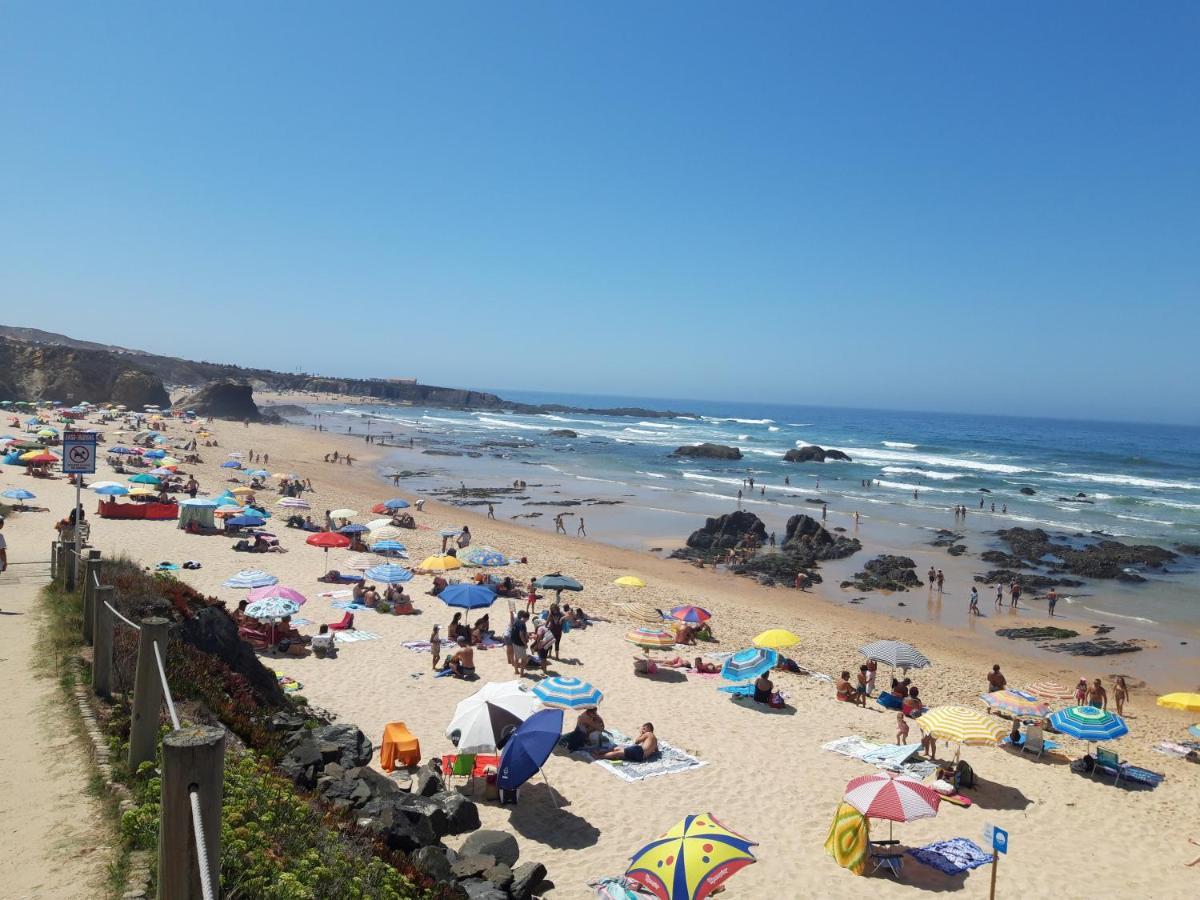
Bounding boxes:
[995,584,1004,608]
[554,514,566,534]
[936,569,944,593]
[0,516,8,577]
[487,503,495,519]
[430,624,442,671]
[1087,678,1108,709]
[1113,676,1129,715]
[1047,587,1058,617]
[577,517,586,537]
[509,610,530,677]
[928,566,936,587]
[969,586,980,615]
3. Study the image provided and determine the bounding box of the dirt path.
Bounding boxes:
[0,559,113,899]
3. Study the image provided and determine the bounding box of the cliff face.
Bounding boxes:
[173,381,281,422]
[0,338,170,407]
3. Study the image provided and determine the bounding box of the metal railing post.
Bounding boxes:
[129,618,170,771]
[93,585,114,698]
[159,726,224,900]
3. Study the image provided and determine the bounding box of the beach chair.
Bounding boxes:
[869,840,904,878]
[1093,748,1124,785]
[328,612,354,631]
[380,722,421,771]
[446,753,478,791]
[1021,724,1046,759]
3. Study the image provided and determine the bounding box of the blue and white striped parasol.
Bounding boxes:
[462,547,509,567]
[365,563,413,584]
[1048,705,1129,742]
[721,647,779,682]
[223,569,279,589]
[532,677,604,709]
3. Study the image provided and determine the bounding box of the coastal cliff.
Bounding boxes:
[0,337,170,408]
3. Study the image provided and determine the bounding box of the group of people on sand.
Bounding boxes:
[1074,674,1130,715]
[353,578,412,612]
[836,663,938,754]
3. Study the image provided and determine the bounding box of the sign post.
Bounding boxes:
[983,824,1008,899]
[62,430,98,550]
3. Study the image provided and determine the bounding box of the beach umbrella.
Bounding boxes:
[180,497,219,507]
[244,506,271,519]
[421,554,462,571]
[614,575,647,588]
[843,773,940,843]
[619,602,665,625]
[858,640,930,672]
[1156,693,1200,712]
[370,525,405,542]
[306,532,351,556]
[721,647,778,682]
[532,676,603,710]
[276,498,311,509]
[329,508,358,520]
[144,449,166,459]
[128,487,158,498]
[1027,681,1076,703]
[365,563,413,584]
[90,480,124,490]
[342,553,384,571]
[981,690,1051,720]
[915,706,1008,753]
[223,569,279,589]
[23,451,59,464]
[438,583,498,610]
[159,456,181,466]
[447,685,543,754]
[230,486,255,496]
[225,515,266,528]
[668,605,711,624]
[128,473,161,484]
[535,573,583,596]
[365,517,394,530]
[247,469,269,478]
[150,466,176,476]
[438,527,462,538]
[625,626,676,651]
[338,523,369,535]
[2,488,36,501]
[247,584,307,606]
[625,814,757,900]
[461,547,509,567]
[220,460,241,468]
[1049,706,1129,743]
[1189,725,1200,739]
[370,540,407,555]
[497,708,565,797]
[215,505,245,516]
[245,597,300,621]
[752,629,801,650]
[94,484,129,496]
[381,498,410,510]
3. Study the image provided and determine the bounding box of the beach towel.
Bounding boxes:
[1003,733,1062,752]
[824,802,869,876]
[289,617,311,627]
[908,838,993,875]
[276,674,303,693]
[822,736,938,780]
[1152,741,1200,760]
[574,729,706,783]
[317,589,354,599]
[1120,765,1165,787]
[330,600,370,611]
[718,683,756,697]
[402,641,433,653]
[332,630,381,643]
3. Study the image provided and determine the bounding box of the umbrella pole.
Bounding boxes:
[540,768,560,809]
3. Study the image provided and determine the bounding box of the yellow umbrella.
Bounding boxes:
[230,486,255,495]
[614,575,647,588]
[916,706,1007,757]
[753,629,801,650]
[626,813,757,899]
[1157,693,1200,712]
[420,555,462,571]
[128,487,157,497]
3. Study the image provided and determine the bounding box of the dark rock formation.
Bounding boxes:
[678,510,767,556]
[784,445,852,463]
[547,429,577,438]
[460,831,520,867]
[996,626,1080,642]
[973,569,1083,589]
[1046,639,1143,656]
[0,336,170,408]
[259,403,311,418]
[671,443,742,460]
[1176,544,1200,556]
[841,555,923,592]
[782,514,861,559]
[947,544,967,556]
[1019,487,1036,495]
[995,527,1175,581]
[175,606,285,706]
[930,530,962,548]
[173,381,280,422]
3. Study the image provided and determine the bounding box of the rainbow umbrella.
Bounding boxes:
[1026,681,1076,703]
[625,813,757,900]
[625,626,676,651]
[669,605,711,625]
[981,690,1051,719]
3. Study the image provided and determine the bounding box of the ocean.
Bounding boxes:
[298,391,1200,658]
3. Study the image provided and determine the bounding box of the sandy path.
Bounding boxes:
[0,561,111,899]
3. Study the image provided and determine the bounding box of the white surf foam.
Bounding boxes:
[1050,471,1200,491]
[880,466,964,481]
[833,446,1029,475]
[882,441,918,449]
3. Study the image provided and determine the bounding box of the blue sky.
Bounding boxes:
[1,3,1196,424]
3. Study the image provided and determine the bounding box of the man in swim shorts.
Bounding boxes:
[593,722,658,762]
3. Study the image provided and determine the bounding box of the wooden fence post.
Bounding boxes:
[62,540,76,592]
[51,541,59,581]
[93,585,114,698]
[159,726,225,900]
[128,618,170,771]
[82,551,102,646]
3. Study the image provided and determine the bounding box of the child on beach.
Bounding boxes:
[1074,678,1088,705]
[896,712,910,745]
[430,625,441,671]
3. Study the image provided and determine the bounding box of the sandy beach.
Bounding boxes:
[5,401,1199,899]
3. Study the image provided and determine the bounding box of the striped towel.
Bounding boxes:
[333,630,381,643]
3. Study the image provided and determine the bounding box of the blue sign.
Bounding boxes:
[992,826,1009,855]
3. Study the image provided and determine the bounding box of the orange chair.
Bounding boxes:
[380,721,421,771]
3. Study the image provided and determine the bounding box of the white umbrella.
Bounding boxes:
[447,682,543,754]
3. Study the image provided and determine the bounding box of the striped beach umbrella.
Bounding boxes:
[981,690,1051,719]
[223,569,279,589]
[721,648,778,682]
[1049,706,1128,743]
[365,517,393,530]
[669,605,712,624]
[626,813,757,900]
[843,772,941,823]
[625,626,676,650]
[532,676,603,710]
[915,706,1008,746]
[365,563,413,584]
[342,553,384,571]
[370,540,408,557]
[370,525,404,542]
[619,602,664,625]
[247,585,307,606]
[753,629,801,650]
[858,640,930,672]
[338,523,370,535]
[329,508,358,520]
[1026,681,1076,703]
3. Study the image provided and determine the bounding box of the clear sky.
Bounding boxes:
[1,3,1196,424]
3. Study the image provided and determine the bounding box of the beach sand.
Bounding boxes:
[5,401,1198,898]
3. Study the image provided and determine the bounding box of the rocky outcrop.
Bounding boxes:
[679,510,766,555]
[782,514,861,559]
[973,569,1083,589]
[1018,487,1036,495]
[0,337,170,407]
[671,443,742,460]
[173,381,280,422]
[547,429,577,438]
[174,606,286,706]
[841,555,923,592]
[995,527,1175,581]
[784,445,852,463]
[259,403,311,418]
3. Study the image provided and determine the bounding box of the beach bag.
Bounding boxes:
[770,691,785,709]
[955,760,976,789]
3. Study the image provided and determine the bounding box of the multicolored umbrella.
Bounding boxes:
[1026,681,1076,703]
[365,563,413,584]
[753,629,801,650]
[843,772,941,822]
[447,686,542,754]
[1049,706,1129,743]
[668,605,711,625]
[625,626,676,650]
[247,585,307,606]
[460,547,509,567]
[858,640,930,671]
[720,647,778,682]
[625,813,757,900]
[981,690,1051,719]
[916,706,1008,746]
[223,570,279,589]
[532,676,603,709]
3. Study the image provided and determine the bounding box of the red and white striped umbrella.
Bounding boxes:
[843,773,941,822]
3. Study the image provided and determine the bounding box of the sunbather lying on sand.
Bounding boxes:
[593,723,658,763]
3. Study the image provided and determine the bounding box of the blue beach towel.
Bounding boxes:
[908,838,994,875]
[718,683,756,697]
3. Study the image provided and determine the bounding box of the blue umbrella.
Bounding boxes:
[245,506,272,519]
[1048,705,1129,743]
[144,449,166,458]
[365,563,413,583]
[223,569,278,589]
[382,498,410,509]
[370,540,408,555]
[720,647,779,682]
[180,497,218,507]
[109,446,136,454]
[497,708,565,797]
[226,515,266,528]
[247,469,270,478]
[462,548,509,567]
[339,523,369,534]
[220,460,241,468]
[534,573,584,599]
[532,677,603,710]
[438,583,499,610]
[94,485,129,496]
[2,488,36,500]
